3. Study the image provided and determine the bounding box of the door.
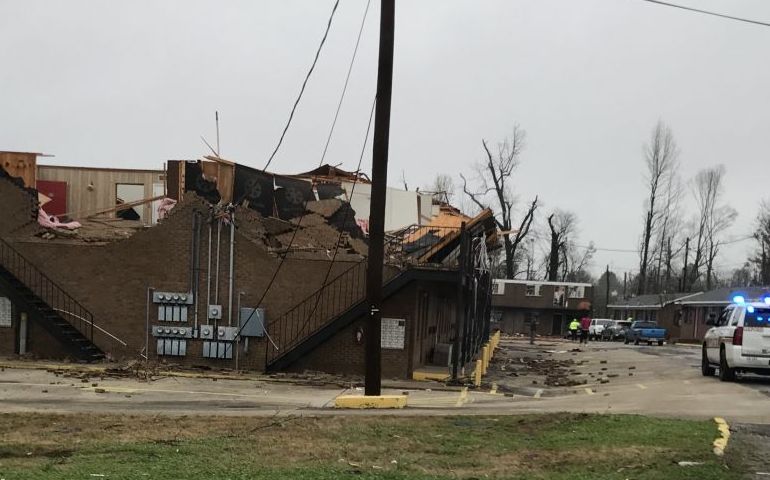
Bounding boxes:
[36,180,68,215]
[18,312,27,355]
[706,307,733,363]
[551,314,563,336]
[742,306,770,357]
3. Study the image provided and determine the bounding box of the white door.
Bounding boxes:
[706,307,733,363]
[741,306,770,357]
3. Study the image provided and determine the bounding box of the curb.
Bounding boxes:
[713,417,730,456]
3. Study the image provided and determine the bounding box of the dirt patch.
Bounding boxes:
[488,343,585,387]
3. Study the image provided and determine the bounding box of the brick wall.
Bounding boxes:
[289,280,417,379]
[0,173,37,237]
[289,277,461,379]
[3,193,363,370]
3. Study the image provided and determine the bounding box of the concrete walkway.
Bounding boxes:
[1,340,769,424]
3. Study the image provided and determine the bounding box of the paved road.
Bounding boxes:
[1,341,768,424]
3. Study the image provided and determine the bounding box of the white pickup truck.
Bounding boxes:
[702,296,770,382]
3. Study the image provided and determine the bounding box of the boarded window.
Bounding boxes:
[0,297,11,327]
[525,284,541,296]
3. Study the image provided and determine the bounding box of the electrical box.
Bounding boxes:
[198,325,215,340]
[152,325,193,338]
[202,341,233,359]
[156,338,187,356]
[216,326,238,341]
[239,307,265,337]
[208,304,222,320]
[154,291,193,323]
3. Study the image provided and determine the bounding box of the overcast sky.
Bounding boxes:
[2,0,769,278]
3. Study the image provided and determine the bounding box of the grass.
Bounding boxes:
[0,413,738,479]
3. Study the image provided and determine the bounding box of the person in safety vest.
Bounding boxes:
[568,318,580,342]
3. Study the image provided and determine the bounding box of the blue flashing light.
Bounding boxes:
[747,305,755,314]
[764,297,770,306]
[759,317,765,322]
[733,295,746,304]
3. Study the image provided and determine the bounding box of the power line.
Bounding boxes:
[318,0,372,166]
[234,2,373,346]
[298,97,377,336]
[638,0,770,28]
[263,0,341,172]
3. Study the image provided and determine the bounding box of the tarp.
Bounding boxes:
[233,164,274,217]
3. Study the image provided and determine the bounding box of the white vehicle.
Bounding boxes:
[702,295,770,382]
[589,319,613,340]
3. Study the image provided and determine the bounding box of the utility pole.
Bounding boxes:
[605,265,610,317]
[364,0,395,397]
[682,237,690,293]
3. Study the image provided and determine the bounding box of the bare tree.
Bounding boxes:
[461,126,538,279]
[562,240,596,283]
[546,211,575,281]
[638,121,679,294]
[427,174,455,204]
[750,199,770,285]
[688,165,736,290]
[651,173,683,293]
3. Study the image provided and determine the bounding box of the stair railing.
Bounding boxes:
[0,237,95,342]
[265,260,367,365]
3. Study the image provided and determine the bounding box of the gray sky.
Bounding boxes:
[2,0,769,278]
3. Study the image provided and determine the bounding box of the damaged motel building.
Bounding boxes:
[0,151,498,379]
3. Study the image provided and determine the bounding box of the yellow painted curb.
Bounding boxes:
[334,394,407,409]
[713,417,730,456]
[411,370,450,382]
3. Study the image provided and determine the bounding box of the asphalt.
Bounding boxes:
[1,339,769,424]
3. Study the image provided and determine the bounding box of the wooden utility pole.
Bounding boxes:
[605,265,610,317]
[682,237,690,293]
[364,0,395,396]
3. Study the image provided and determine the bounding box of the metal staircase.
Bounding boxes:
[0,237,105,362]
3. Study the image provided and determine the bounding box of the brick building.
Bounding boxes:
[490,279,592,336]
[0,159,495,380]
[674,287,770,342]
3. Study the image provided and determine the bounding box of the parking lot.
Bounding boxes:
[1,337,769,424]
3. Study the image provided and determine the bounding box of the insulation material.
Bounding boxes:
[233,164,274,217]
[37,208,81,230]
[341,182,422,232]
[157,198,177,220]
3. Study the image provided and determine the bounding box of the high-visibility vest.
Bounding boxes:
[569,321,580,331]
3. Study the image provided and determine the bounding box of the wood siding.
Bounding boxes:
[37,165,164,224]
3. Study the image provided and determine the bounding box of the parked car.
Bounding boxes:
[702,297,770,382]
[624,321,667,345]
[588,319,613,340]
[601,320,632,341]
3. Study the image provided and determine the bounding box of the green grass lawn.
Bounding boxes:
[0,413,737,479]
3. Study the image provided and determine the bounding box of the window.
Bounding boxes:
[567,286,585,298]
[525,284,541,297]
[0,297,11,327]
[553,286,566,306]
[491,282,504,295]
[716,307,733,327]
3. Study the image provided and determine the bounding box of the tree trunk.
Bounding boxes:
[504,234,514,279]
[638,209,654,295]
